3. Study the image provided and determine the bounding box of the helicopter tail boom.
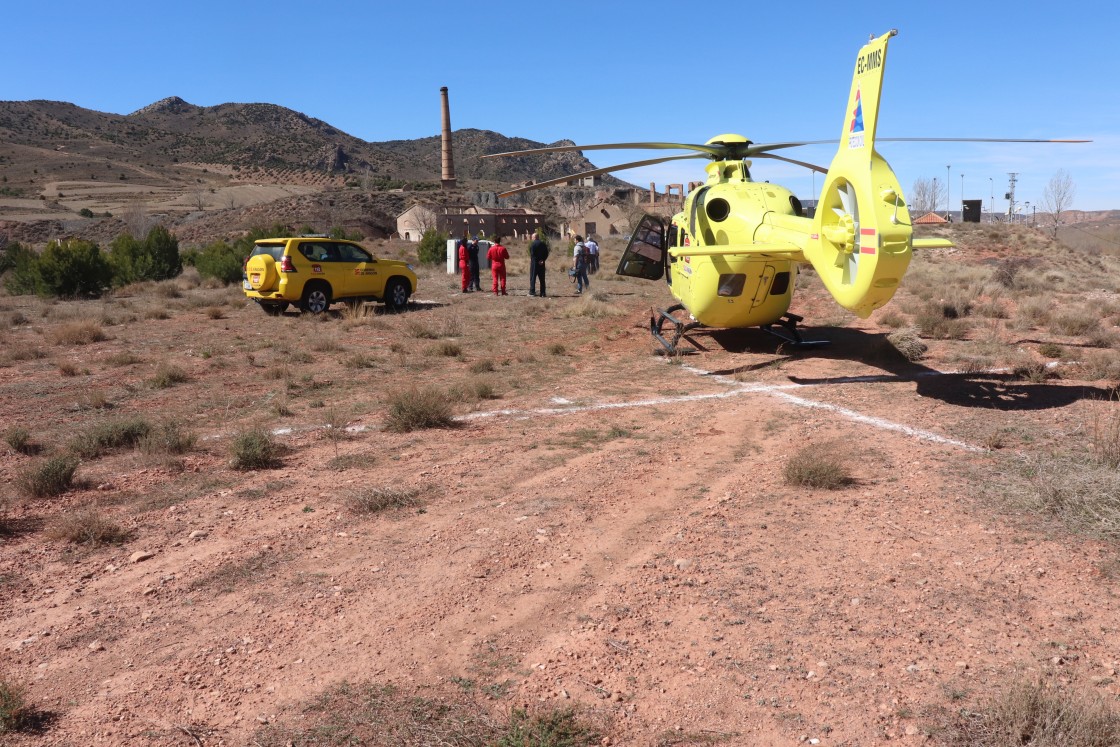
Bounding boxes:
[797,29,914,318]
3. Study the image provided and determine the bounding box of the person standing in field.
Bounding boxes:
[467,236,481,291]
[487,236,510,296]
[572,235,590,295]
[529,229,549,297]
[458,234,471,293]
[584,235,600,274]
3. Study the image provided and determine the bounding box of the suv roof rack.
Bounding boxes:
[298,234,330,238]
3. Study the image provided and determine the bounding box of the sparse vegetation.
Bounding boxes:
[347,486,420,515]
[940,680,1120,747]
[17,455,79,498]
[5,427,38,455]
[47,507,129,546]
[252,680,601,747]
[70,417,152,458]
[0,679,30,735]
[383,387,456,432]
[886,327,927,361]
[230,428,281,469]
[784,447,853,489]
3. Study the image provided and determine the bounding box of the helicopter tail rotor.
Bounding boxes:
[801,29,913,318]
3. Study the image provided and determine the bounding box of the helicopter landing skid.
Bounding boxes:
[761,313,830,349]
[651,304,705,355]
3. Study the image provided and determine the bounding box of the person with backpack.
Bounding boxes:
[572,235,590,295]
[529,229,549,297]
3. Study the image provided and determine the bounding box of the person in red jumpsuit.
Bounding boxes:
[457,234,471,293]
[486,237,510,295]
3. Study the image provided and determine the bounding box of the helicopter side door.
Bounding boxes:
[616,215,665,281]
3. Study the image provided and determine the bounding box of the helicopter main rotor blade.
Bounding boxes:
[876,137,1091,143]
[754,152,829,174]
[496,153,707,198]
[484,142,727,159]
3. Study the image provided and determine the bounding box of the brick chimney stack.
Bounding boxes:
[440,87,456,190]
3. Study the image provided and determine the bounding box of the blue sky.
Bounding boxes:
[5,1,1118,212]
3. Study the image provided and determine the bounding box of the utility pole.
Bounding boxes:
[989,177,994,223]
[946,165,951,220]
[1006,173,1018,222]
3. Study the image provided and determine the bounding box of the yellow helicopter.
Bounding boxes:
[484,30,1087,352]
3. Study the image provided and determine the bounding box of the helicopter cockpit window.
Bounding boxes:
[717,273,747,297]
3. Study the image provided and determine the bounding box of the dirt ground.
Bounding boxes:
[2,235,1119,745]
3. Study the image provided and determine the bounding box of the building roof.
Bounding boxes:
[914,212,949,224]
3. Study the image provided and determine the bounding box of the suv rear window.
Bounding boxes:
[250,243,286,261]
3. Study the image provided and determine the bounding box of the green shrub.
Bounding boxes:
[183,240,244,284]
[417,228,449,265]
[4,427,37,455]
[78,207,95,218]
[10,239,113,298]
[0,679,30,734]
[17,455,79,498]
[140,420,196,455]
[0,241,35,277]
[230,428,280,469]
[70,417,152,459]
[108,226,183,286]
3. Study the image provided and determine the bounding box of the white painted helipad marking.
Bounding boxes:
[464,360,980,451]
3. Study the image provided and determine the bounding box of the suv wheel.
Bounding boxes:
[385,278,411,311]
[300,283,332,314]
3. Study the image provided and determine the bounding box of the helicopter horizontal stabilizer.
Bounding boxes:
[912,238,954,250]
[668,244,804,260]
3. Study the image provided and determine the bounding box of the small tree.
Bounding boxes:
[185,240,244,284]
[909,177,943,215]
[24,240,112,298]
[417,228,449,264]
[1041,168,1076,238]
[108,226,182,286]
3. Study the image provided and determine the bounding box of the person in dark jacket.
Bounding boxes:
[467,237,481,291]
[528,230,550,297]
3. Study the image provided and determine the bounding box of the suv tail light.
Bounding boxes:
[279,255,296,273]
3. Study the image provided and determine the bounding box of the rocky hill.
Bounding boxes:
[0,97,622,244]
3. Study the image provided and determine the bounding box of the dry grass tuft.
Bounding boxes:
[70,417,151,459]
[47,507,130,546]
[5,427,39,456]
[0,679,31,735]
[784,446,853,489]
[46,321,107,346]
[252,680,601,747]
[561,291,624,319]
[886,327,927,361]
[940,680,1120,747]
[149,363,189,389]
[140,420,197,456]
[230,429,281,470]
[16,455,79,498]
[347,486,420,515]
[383,387,456,432]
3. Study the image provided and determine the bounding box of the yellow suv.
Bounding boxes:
[242,237,417,315]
